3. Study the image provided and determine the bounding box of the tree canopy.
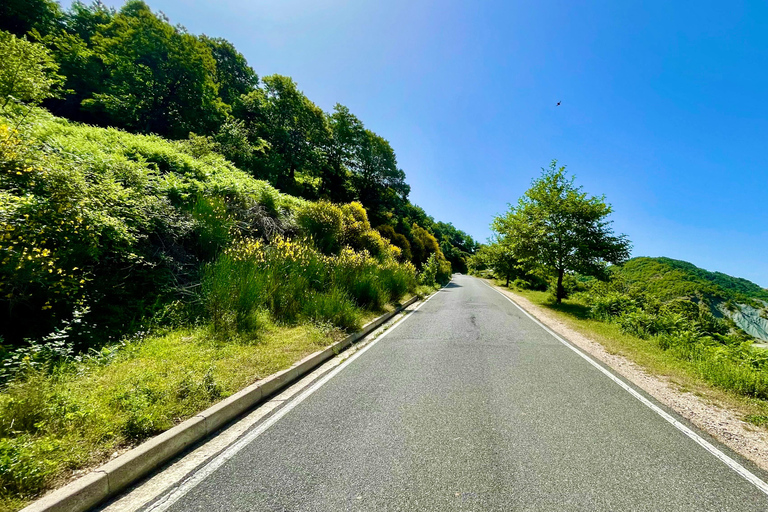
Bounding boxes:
[0,32,63,108]
[492,161,631,302]
[0,0,476,274]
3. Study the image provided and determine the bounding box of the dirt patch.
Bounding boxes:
[492,284,768,473]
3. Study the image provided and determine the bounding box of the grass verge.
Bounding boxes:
[0,303,410,512]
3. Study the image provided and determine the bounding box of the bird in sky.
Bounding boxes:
[556,101,561,106]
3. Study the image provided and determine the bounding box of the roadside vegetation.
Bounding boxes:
[472,162,768,429]
[0,109,431,511]
[0,2,475,509]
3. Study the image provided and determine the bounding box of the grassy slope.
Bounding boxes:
[0,111,424,511]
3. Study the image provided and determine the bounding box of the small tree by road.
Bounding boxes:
[493,161,631,303]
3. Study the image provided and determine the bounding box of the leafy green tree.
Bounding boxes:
[0,31,63,108]
[353,130,409,224]
[0,0,61,37]
[40,2,114,121]
[325,104,411,220]
[200,35,258,107]
[473,242,518,285]
[62,1,114,42]
[431,221,477,273]
[493,161,631,302]
[82,1,225,138]
[236,75,330,192]
[325,104,364,203]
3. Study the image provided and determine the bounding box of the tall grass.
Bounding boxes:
[203,236,417,334]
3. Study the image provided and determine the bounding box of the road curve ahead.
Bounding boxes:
[151,275,768,511]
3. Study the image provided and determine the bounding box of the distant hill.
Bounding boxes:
[617,257,768,340]
[618,257,768,303]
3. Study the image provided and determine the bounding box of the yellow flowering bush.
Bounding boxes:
[205,235,417,333]
[0,110,302,347]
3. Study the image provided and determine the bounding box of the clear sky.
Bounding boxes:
[63,0,768,287]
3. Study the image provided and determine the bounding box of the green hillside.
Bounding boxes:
[618,257,768,304]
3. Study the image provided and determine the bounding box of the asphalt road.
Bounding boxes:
[151,275,768,511]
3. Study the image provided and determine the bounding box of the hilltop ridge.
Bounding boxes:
[618,257,768,340]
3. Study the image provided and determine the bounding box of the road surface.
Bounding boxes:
[142,275,768,511]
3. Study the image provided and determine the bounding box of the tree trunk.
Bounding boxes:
[505,272,510,287]
[556,268,565,304]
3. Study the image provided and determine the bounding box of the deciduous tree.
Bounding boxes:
[493,161,631,302]
[83,1,225,138]
[0,31,63,108]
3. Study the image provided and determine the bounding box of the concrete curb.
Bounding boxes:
[21,296,420,512]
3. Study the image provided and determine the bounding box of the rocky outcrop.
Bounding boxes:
[719,302,768,342]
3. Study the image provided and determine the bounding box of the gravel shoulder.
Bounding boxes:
[491,282,768,473]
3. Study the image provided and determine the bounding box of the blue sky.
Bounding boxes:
[63,0,768,287]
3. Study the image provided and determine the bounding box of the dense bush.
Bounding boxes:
[588,293,638,320]
[0,109,300,347]
[574,275,768,399]
[295,200,396,261]
[203,237,417,335]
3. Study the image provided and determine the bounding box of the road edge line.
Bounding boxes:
[19,293,428,512]
[482,279,768,497]
[145,284,445,512]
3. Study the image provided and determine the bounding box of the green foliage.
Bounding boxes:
[470,243,517,285]
[0,32,63,109]
[203,237,416,334]
[0,108,298,346]
[376,225,412,262]
[618,257,768,304]
[410,223,439,266]
[588,293,638,320]
[0,0,61,37]
[81,1,225,138]
[236,75,330,191]
[419,253,439,287]
[493,161,631,303]
[432,221,477,274]
[192,196,234,259]
[295,201,344,255]
[566,270,768,400]
[199,35,258,107]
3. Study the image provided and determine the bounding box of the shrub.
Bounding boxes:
[192,195,233,259]
[589,293,637,320]
[618,310,669,338]
[296,201,343,255]
[203,237,417,333]
[0,434,61,498]
[301,289,360,331]
[419,253,439,287]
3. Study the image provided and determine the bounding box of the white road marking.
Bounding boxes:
[483,280,768,497]
[145,288,445,512]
